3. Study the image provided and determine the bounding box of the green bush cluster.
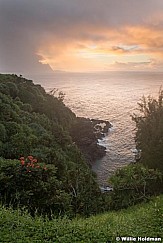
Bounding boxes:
[108,163,162,209]
[0,157,73,217]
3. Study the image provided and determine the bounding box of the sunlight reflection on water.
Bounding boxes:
[30,71,163,185]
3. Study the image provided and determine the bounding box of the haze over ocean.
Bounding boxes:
[28,71,163,185]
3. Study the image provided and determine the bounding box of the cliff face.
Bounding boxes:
[0,74,111,165]
[70,117,111,165]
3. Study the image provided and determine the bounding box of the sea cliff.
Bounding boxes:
[70,117,112,165]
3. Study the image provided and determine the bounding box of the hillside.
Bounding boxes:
[0,195,162,242]
[0,74,162,242]
[0,74,103,217]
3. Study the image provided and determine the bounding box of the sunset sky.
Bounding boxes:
[1,0,163,73]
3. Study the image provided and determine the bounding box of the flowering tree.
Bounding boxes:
[0,156,72,217]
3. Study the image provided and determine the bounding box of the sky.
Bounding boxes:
[1,0,163,73]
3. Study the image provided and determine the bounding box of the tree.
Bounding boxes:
[132,90,163,172]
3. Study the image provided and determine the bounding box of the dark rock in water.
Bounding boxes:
[70,117,112,165]
[91,119,111,139]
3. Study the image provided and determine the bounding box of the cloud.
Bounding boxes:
[107,61,151,71]
[0,0,163,72]
[107,59,163,71]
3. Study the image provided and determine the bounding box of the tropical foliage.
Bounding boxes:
[0,74,102,217]
[108,163,162,209]
[132,90,163,172]
[107,91,163,210]
[0,74,162,218]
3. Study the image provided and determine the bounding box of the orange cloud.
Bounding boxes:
[36,9,163,72]
[1,0,163,73]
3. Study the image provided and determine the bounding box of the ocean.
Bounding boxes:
[28,71,163,185]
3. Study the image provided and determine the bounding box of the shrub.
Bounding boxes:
[0,157,72,217]
[108,163,162,209]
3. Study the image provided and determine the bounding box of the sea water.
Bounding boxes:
[28,71,163,185]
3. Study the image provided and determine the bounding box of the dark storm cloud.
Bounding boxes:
[0,0,163,73]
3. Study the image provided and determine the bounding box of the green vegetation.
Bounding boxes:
[0,195,162,242]
[132,90,163,172]
[0,74,102,217]
[107,91,163,209]
[108,163,162,209]
[0,74,162,241]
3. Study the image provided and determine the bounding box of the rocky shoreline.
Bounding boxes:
[70,117,112,165]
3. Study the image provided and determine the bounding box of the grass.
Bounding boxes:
[0,195,163,243]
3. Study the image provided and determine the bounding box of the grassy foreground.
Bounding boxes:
[0,196,163,243]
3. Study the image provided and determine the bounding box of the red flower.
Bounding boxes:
[27,155,33,161]
[19,156,42,173]
[21,161,25,166]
